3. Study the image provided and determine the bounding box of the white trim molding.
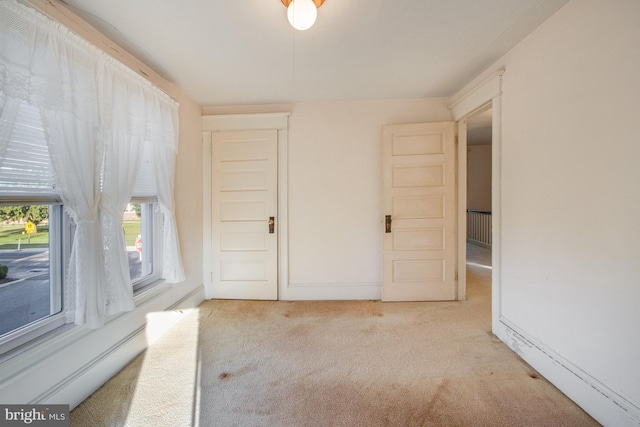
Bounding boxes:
[202,113,290,300]
[202,113,289,133]
[496,317,640,426]
[450,70,504,307]
[455,119,467,301]
[449,69,504,335]
[450,69,504,121]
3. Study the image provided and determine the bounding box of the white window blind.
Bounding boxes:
[0,100,58,201]
[131,141,158,200]
[0,98,159,202]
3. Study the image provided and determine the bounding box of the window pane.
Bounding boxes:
[125,203,154,285]
[0,205,61,337]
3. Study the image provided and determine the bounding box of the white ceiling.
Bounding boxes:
[59,0,569,107]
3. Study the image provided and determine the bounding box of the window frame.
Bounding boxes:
[0,204,69,354]
[0,199,164,357]
[130,200,164,292]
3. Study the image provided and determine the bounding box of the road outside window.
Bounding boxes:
[0,205,58,337]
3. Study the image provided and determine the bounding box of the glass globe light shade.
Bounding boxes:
[287,0,318,31]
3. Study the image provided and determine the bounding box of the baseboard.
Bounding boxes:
[283,282,381,300]
[166,285,206,312]
[35,325,148,408]
[494,317,640,427]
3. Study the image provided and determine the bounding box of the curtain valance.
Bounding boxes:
[0,0,185,328]
[0,0,179,149]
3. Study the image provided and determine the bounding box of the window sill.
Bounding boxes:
[133,279,171,307]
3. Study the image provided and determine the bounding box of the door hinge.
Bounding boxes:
[455,271,458,281]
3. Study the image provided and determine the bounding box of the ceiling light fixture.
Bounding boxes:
[281,0,324,31]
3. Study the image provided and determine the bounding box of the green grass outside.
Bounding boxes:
[0,220,141,250]
[0,224,49,250]
[123,220,141,247]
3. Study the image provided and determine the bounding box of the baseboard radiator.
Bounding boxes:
[467,210,492,247]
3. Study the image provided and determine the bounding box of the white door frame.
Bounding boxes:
[202,113,290,300]
[449,70,503,321]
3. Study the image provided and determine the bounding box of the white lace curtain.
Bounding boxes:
[0,0,185,328]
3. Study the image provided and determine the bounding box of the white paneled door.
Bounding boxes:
[211,130,278,300]
[382,122,457,301]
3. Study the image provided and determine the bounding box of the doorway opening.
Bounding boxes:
[465,107,493,300]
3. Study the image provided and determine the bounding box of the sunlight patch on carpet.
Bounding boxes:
[124,308,201,426]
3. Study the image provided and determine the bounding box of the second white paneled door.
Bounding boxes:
[211,130,278,300]
[382,122,457,301]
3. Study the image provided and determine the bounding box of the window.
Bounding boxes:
[0,101,163,354]
[127,137,164,290]
[0,204,67,351]
[125,202,163,291]
[1,0,183,347]
[0,100,68,351]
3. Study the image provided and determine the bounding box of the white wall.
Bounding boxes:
[457,0,640,425]
[205,98,452,299]
[0,0,204,409]
[467,145,491,212]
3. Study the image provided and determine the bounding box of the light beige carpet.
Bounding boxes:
[71,245,599,426]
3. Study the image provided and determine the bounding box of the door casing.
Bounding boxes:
[202,113,290,300]
[449,69,503,324]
